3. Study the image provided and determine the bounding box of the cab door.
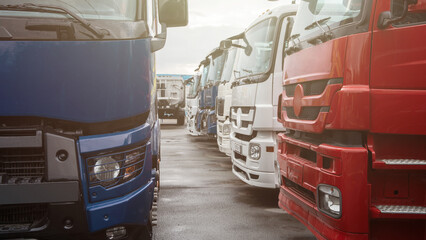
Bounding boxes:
[273,15,295,129]
[370,0,426,135]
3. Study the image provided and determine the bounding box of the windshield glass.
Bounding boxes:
[200,63,210,89]
[220,47,238,83]
[0,0,138,20]
[234,18,277,79]
[187,75,200,99]
[291,0,364,41]
[207,53,226,85]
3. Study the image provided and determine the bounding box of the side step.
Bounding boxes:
[373,159,426,170]
[371,205,426,219]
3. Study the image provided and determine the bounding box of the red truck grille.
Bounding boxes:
[284,79,332,97]
[284,106,329,121]
[282,78,343,133]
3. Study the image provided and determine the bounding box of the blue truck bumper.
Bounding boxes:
[79,123,155,233]
[86,178,155,233]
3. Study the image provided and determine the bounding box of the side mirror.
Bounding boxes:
[220,39,233,50]
[377,0,418,29]
[159,0,189,28]
[151,23,167,52]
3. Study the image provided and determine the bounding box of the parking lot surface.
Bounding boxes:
[154,122,315,240]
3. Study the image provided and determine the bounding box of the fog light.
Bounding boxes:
[249,143,261,160]
[223,124,231,135]
[318,184,342,218]
[106,226,127,240]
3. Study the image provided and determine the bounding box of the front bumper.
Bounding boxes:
[1,124,155,239]
[230,131,278,189]
[277,133,370,239]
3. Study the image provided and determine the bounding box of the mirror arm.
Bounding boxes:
[151,23,167,52]
[378,0,411,29]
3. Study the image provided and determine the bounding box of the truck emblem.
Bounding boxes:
[293,84,304,117]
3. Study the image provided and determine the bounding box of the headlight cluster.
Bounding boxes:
[88,145,146,188]
[223,124,231,135]
[249,143,261,160]
[317,184,342,218]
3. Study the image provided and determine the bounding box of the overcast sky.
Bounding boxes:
[157,0,294,75]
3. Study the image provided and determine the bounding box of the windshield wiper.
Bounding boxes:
[0,3,109,38]
[304,17,333,45]
[304,17,331,31]
[242,68,253,74]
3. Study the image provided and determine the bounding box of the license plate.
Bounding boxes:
[233,142,242,154]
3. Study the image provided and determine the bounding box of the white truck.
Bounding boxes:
[225,5,297,188]
[157,75,186,125]
[216,42,239,156]
[185,74,201,135]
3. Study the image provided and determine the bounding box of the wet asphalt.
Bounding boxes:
[154,121,315,240]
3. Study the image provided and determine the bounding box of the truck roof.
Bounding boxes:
[246,4,298,30]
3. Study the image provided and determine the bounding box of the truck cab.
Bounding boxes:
[186,74,201,136]
[157,75,186,125]
[0,0,187,239]
[216,42,239,156]
[277,0,426,239]
[228,5,297,189]
[200,48,226,137]
[195,59,211,134]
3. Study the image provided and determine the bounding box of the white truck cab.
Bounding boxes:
[216,43,239,156]
[186,74,201,136]
[228,5,297,188]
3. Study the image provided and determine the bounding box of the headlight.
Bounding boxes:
[317,184,342,218]
[223,124,231,135]
[88,145,146,188]
[249,143,261,160]
[93,156,120,184]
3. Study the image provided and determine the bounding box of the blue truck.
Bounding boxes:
[0,0,187,239]
[195,59,210,134]
[200,48,226,137]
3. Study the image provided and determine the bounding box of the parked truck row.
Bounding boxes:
[0,1,188,240]
[187,1,425,239]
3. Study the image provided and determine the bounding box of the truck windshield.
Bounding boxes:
[0,0,137,20]
[200,64,210,89]
[207,53,226,85]
[291,0,364,42]
[220,47,237,83]
[187,76,200,99]
[234,18,277,80]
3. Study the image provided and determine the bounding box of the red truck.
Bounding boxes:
[277,0,426,239]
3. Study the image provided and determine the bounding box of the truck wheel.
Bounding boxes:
[177,115,185,125]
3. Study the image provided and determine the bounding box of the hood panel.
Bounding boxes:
[232,83,257,107]
[0,39,152,123]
